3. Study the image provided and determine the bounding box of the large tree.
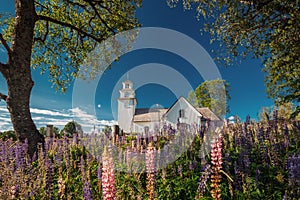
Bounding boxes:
[0,0,141,156]
[168,0,300,116]
[187,79,231,118]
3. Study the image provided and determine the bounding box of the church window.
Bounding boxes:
[125,83,130,88]
[124,92,130,97]
[179,109,185,118]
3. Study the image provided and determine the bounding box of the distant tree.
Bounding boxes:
[188,79,230,118]
[60,121,83,138]
[0,0,141,156]
[0,130,17,141]
[259,102,300,122]
[102,125,112,134]
[168,0,300,117]
[39,127,46,136]
[39,126,60,137]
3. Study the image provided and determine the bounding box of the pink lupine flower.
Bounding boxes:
[102,147,116,200]
[146,142,156,200]
[210,136,223,200]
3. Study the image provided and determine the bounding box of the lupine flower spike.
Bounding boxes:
[210,136,223,200]
[102,146,116,200]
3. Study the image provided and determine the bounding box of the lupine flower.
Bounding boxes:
[146,143,156,200]
[80,155,86,178]
[45,156,53,199]
[58,177,65,199]
[189,160,198,170]
[102,147,116,200]
[97,164,102,190]
[83,180,93,200]
[210,137,223,200]
[283,122,290,149]
[234,161,242,191]
[10,185,19,199]
[195,163,211,199]
[287,154,300,185]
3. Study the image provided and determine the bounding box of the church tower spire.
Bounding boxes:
[117,80,137,133]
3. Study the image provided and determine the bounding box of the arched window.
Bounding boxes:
[144,126,149,134]
[179,109,185,118]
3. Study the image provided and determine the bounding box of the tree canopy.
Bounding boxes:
[168,0,300,115]
[187,79,231,118]
[259,102,300,122]
[0,0,141,156]
[0,0,141,91]
[60,121,83,137]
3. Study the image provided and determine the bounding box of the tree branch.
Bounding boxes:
[38,15,105,43]
[34,20,49,43]
[66,0,116,34]
[85,0,116,34]
[0,33,12,55]
[0,92,7,102]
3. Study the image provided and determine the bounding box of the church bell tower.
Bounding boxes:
[118,80,137,133]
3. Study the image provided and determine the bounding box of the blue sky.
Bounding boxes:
[0,0,273,132]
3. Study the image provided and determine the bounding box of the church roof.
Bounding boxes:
[133,108,168,122]
[122,80,133,84]
[196,107,220,121]
[132,97,220,122]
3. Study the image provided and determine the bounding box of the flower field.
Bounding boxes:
[0,116,299,199]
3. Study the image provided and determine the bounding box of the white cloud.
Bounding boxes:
[0,116,11,122]
[0,107,9,113]
[228,116,235,121]
[71,107,117,132]
[0,106,116,133]
[30,108,71,117]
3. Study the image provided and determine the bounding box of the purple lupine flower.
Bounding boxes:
[55,140,63,165]
[146,143,156,200]
[15,145,21,170]
[255,168,261,185]
[234,161,242,191]
[97,164,102,180]
[283,122,290,149]
[83,180,93,200]
[287,154,300,185]
[195,163,211,199]
[45,137,52,152]
[273,109,278,122]
[189,160,198,170]
[245,114,251,125]
[45,156,53,199]
[1,141,7,164]
[80,155,86,177]
[73,133,78,145]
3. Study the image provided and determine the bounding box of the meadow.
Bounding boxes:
[0,113,299,200]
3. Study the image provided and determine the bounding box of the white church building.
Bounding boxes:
[118,80,220,133]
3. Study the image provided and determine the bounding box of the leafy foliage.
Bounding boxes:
[0,130,17,141]
[60,120,83,137]
[168,0,300,115]
[0,0,141,91]
[259,102,300,122]
[39,126,60,136]
[188,79,231,118]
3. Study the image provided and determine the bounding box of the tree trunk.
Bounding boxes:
[1,0,44,157]
[6,75,44,157]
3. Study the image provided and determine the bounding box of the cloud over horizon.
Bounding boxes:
[0,106,116,133]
